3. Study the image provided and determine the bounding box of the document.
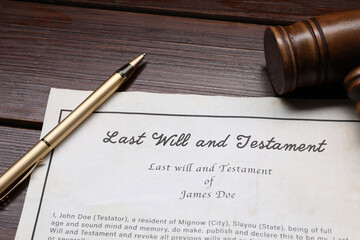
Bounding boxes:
[16,89,360,240]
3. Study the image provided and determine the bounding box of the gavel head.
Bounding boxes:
[344,67,360,118]
[264,9,360,95]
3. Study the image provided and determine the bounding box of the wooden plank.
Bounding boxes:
[33,0,360,24]
[0,1,273,125]
[0,126,40,240]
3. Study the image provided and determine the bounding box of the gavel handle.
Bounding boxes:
[344,67,360,119]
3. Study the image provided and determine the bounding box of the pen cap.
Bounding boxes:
[264,8,360,95]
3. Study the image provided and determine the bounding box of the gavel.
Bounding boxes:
[344,67,360,118]
[264,8,360,117]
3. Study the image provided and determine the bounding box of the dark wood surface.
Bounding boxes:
[0,0,272,127]
[31,0,360,24]
[0,0,358,239]
[0,126,39,239]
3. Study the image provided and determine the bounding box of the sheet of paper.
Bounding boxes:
[16,88,360,240]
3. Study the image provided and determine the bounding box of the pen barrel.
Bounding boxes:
[0,55,143,202]
[0,73,124,201]
[44,73,124,148]
[0,141,51,200]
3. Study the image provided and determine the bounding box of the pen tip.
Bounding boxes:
[129,54,146,68]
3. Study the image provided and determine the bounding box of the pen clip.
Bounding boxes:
[0,161,40,203]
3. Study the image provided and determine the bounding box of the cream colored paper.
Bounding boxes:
[16,89,360,240]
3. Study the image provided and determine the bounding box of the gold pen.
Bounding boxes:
[0,53,145,202]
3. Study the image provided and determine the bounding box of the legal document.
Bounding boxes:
[16,89,360,239]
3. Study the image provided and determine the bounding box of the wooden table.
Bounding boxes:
[0,1,359,238]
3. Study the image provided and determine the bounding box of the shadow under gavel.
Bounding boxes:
[263,8,360,118]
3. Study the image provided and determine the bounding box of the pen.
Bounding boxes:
[0,53,145,202]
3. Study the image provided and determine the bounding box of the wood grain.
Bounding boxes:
[0,0,273,126]
[0,126,40,239]
[29,0,360,24]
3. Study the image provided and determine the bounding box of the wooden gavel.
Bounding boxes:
[264,8,360,118]
[344,67,360,118]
